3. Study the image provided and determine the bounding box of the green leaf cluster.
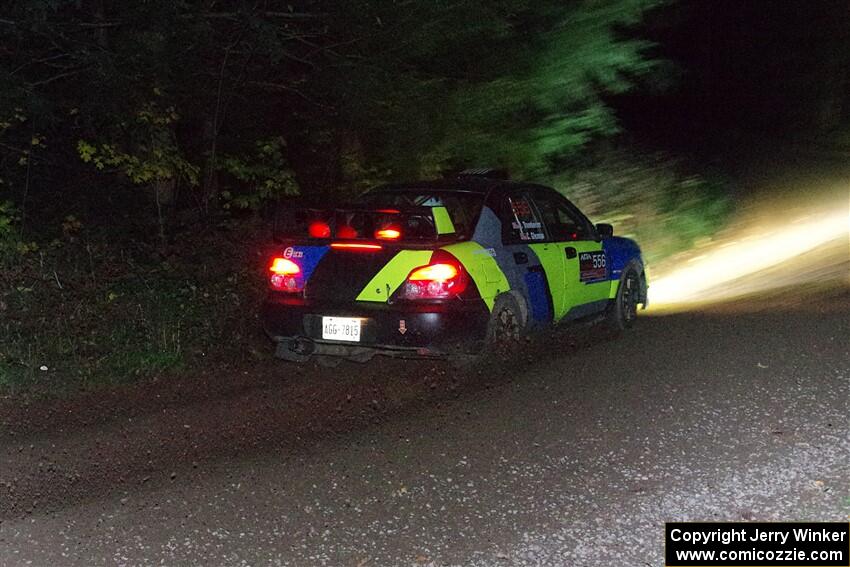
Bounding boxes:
[77,101,198,186]
[0,200,22,262]
[219,138,298,209]
[0,200,18,240]
[0,0,662,208]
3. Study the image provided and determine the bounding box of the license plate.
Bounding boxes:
[321,317,361,342]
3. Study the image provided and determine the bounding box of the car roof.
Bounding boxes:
[372,176,543,196]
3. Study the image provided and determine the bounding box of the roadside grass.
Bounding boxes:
[0,216,269,394]
[1,272,187,392]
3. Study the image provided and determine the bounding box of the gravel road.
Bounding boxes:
[1,282,848,566]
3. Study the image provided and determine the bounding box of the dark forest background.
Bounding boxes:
[1,0,849,389]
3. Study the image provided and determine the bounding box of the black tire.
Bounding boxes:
[486,294,526,348]
[486,294,525,344]
[606,267,641,332]
[450,294,526,370]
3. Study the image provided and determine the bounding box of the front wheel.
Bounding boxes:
[606,268,641,332]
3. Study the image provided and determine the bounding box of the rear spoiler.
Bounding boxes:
[273,204,457,244]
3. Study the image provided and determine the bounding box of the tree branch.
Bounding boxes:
[27,68,87,88]
[249,81,333,109]
[195,11,324,20]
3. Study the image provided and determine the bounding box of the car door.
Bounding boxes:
[496,190,564,322]
[529,187,610,318]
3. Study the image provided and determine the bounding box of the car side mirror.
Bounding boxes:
[596,223,613,238]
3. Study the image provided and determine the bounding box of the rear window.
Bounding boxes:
[275,207,439,242]
[358,190,483,239]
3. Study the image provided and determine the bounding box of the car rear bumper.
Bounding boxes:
[260,294,490,359]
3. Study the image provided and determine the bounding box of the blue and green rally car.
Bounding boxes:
[261,171,648,363]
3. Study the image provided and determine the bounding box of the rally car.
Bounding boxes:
[261,172,647,363]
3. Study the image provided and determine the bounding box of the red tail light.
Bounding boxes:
[401,251,468,300]
[308,221,331,239]
[336,225,358,239]
[375,227,401,240]
[409,263,458,281]
[270,257,300,275]
[269,257,301,291]
[331,242,382,251]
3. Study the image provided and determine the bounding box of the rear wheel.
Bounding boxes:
[606,268,641,332]
[450,294,526,369]
[488,294,526,348]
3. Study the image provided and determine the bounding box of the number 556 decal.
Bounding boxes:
[579,251,607,283]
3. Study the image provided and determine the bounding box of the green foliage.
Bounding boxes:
[422,0,660,178]
[219,138,299,209]
[0,106,33,191]
[0,200,17,239]
[308,0,661,182]
[0,0,665,200]
[0,200,37,263]
[77,101,198,187]
[0,200,20,260]
[555,152,732,264]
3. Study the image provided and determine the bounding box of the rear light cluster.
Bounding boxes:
[330,243,382,251]
[375,227,401,240]
[269,257,301,292]
[401,251,469,300]
[308,221,331,239]
[305,218,403,241]
[268,249,471,300]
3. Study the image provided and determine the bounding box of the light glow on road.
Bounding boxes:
[649,208,849,306]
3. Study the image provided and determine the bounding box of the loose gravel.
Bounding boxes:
[1,288,847,566]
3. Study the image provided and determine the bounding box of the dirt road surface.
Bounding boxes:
[1,274,848,566]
